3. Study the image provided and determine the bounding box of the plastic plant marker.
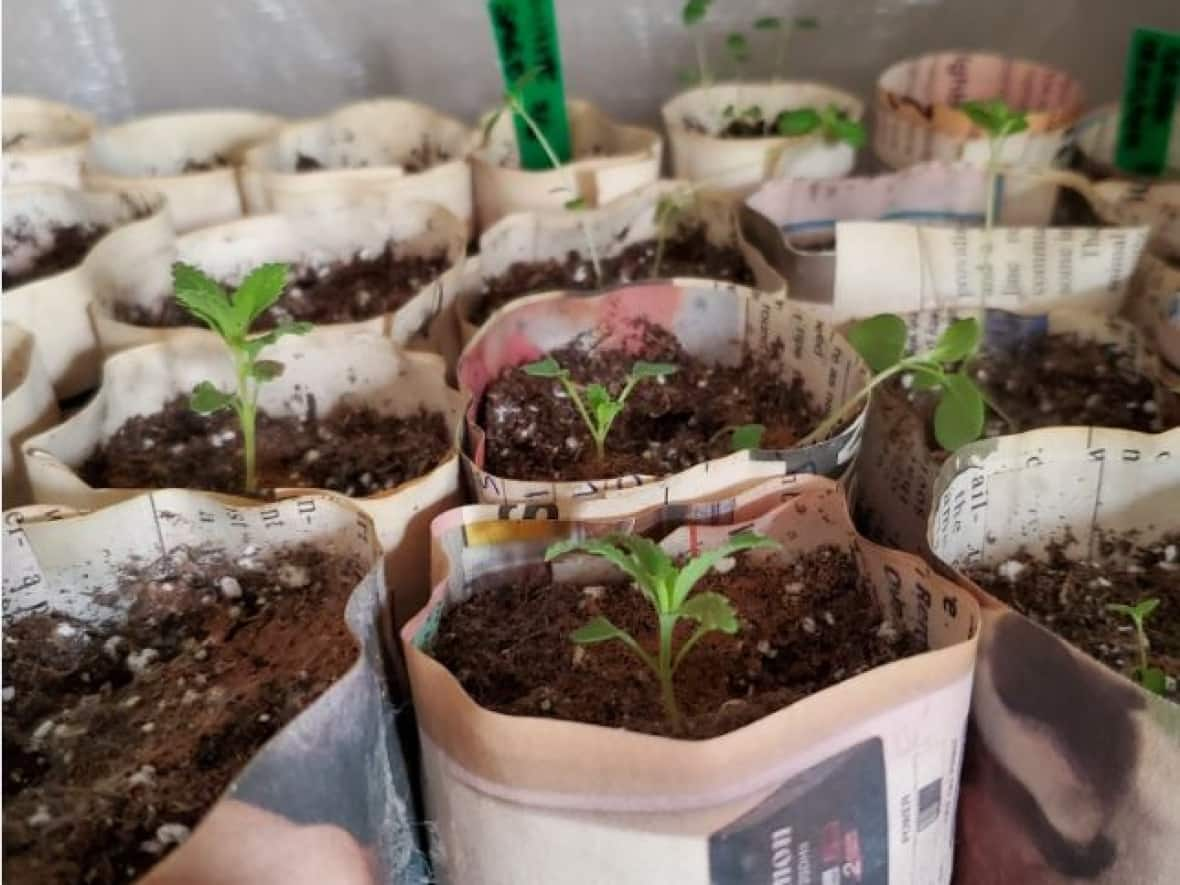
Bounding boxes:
[1116,27,1180,177]
[486,0,572,170]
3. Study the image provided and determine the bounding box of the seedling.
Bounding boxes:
[172,262,311,493]
[959,98,1030,231]
[774,104,866,148]
[799,314,999,451]
[1106,598,1167,695]
[651,188,703,278]
[547,530,780,730]
[753,15,818,77]
[681,0,715,85]
[725,32,750,79]
[483,71,603,283]
[708,423,766,452]
[522,356,676,461]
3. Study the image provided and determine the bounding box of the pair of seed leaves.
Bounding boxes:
[722,102,865,147]
[850,314,987,451]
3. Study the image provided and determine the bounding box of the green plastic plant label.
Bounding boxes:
[486,0,573,170]
[1116,27,1180,176]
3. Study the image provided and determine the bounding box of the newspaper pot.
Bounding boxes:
[745,164,1147,312]
[403,478,980,885]
[2,184,171,398]
[855,309,1178,556]
[661,81,864,194]
[1127,252,1180,381]
[456,180,786,344]
[457,282,871,506]
[926,426,1180,885]
[2,96,95,188]
[1,490,427,884]
[89,198,466,364]
[874,52,1084,224]
[239,98,474,237]
[2,324,59,509]
[22,330,464,623]
[83,109,283,232]
[470,98,662,232]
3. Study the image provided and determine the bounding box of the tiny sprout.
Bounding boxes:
[651,190,697,278]
[681,0,715,84]
[172,262,311,493]
[730,424,766,451]
[726,32,750,68]
[775,105,865,148]
[522,356,677,462]
[959,98,1030,231]
[800,314,998,451]
[548,530,780,730]
[1106,598,1167,695]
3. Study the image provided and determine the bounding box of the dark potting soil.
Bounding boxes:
[479,322,821,481]
[893,333,1177,447]
[966,534,1180,694]
[471,224,755,325]
[110,247,450,329]
[2,543,366,885]
[431,546,924,739]
[180,155,230,173]
[293,139,450,175]
[80,396,451,498]
[3,224,111,289]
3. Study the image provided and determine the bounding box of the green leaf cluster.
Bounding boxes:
[522,356,676,461]
[1106,598,1167,695]
[548,529,780,729]
[774,105,866,148]
[959,98,1030,139]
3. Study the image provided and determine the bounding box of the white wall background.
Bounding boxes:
[4,0,1180,126]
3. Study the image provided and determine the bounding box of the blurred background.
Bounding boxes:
[4,0,1180,124]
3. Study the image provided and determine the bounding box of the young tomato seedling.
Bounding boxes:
[799,314,999,451]
[775,104,866,148]
[547,530,780,731]
[522,356,676,462]
[1106,597,1167,695]
[959,98,1030,231]
[483,70,603,283]
[753,14,818,78]
[681,0,715,85]
[172,261,311,494]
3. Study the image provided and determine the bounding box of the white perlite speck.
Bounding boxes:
[55,622,79,639]
[712,556,737,575]
[1165,545,1177,564]
[277,563,310,590]
[801,616,818,635]
[2,686,14,702]
[156,823,191,845]
[218,576,242,599]
[128,765,156,788]
[141,722,156,734]
[997,560,1026,582]
[126,648,159,674]
[876,620,900,643]
[27,806,51,827]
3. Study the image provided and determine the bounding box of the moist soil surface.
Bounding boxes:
[2,543,366,885]
[967,533,1180,695]
[112,247,450,329]
[479,322,821,481]
[472,224,754,325]
[293,138,450,174]
[80,397,451,498]
[892,333,1177,446]
[3,225,111,289]
[431,546,925,739]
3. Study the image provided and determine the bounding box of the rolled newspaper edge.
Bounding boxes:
[2,323,59,509]
[2,96,95,188]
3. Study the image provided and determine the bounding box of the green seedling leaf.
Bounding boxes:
[754,16,781,30]
[908,363,945,391]
[1138,666,1168,695]
[679,591,740,633]
[682,0,712,26]
[819,106,866,149]
[672,531,781,609]
[679,68,702,86]
[564,196,588,211]
[960,99,1029,138]
[242,321,314,359]
[775,107,821,137]
[232,263,288,329]
[731,423,765,451]
[173,262,234,339]
[630,361,678,379]
[546,537,655,599]
[847,314,908,373]
[613,535,678,588]
[1135,598,1161,619]
[572,615,631,644]
[584,382,612,410]
[933,373,986,451]
[927,318,982,364]
[190,381,234,415]
[721,104,736,118]
[593,399,624,432]
[522,356,569,379]
[251,359,284,382]
[726,33,750,61]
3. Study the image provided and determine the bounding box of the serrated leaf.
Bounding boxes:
[522,356,568,379]
[679,591,740,633]
[232,262,288,328]
[1138,666,1167,695]
[172,262,233,339]
[775,107,822,137]
[546,537,656,602]
[933,373,985,451]
[242,321,313,360]
[572,615,629,644]
[847,314,907,373]
[672,531,781,608]
[614,535,677,596]
[630,361,678,379]
[753,16,781,30]
[927,318,982,365]
[189,381,235,414]
[731,423,765,451]
[251,359,284,381]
